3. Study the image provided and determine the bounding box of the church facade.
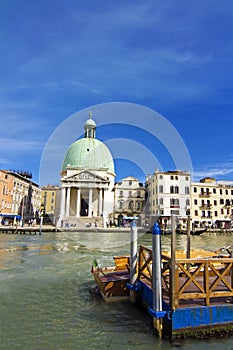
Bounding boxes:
[55,113,115,228]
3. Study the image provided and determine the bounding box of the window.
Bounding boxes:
[214,200,217,206]
[215,211,218,217]
[220,189,222,195]
[194,199,197,205]
[186,199,190,206]
[119,190,123,197]
[137,191,141,197]
[137,201,141,210]
[159,198,163,205]
[128,201,133,209]
[119,201,123,209]
[193,187,197,193]
[185,186,190,194]
[213,188,216,194]
[185,176,189,181]
[194,210,198,216]
[226,190,228,195]
[172,210,179,215]
[170,186,179,194]
[170,198,179,206]
[170,176,174,180]
[220,199,224,205]
[175,176,178,180]
[128,191,132,197]
[159,175,163,179]
[159,185,163,193]
[129,181,132,186]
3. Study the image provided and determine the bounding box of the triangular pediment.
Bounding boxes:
[64,170,109,183]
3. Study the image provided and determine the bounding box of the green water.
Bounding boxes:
[0,230,232,349]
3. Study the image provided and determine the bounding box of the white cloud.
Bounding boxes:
[193,160,233,181]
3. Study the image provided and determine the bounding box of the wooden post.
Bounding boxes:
[186,215,191,258]
[130,219,138,302]
[170,213,177,310]
[186,215,191,272]
[39,216,43,235]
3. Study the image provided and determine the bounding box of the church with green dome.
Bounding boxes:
[55,113,116,228]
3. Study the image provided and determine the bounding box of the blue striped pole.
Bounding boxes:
[151,221,163,337]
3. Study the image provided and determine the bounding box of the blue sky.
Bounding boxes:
[0,0,233,186]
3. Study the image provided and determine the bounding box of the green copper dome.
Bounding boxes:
[62,113,115,174]
[62,137,115,173]
[62,138,114,173]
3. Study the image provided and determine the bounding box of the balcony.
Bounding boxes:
[199,204,212,209]
[199,192,212,197]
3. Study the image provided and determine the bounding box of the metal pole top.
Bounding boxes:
[152,222,161,235]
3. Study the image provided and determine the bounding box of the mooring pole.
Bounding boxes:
[130,219,138,302]
[170,212,177,310]
[152,222,163,338]
[186,215,191,262]
[39,216,43,235]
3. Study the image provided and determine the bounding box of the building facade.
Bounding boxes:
[0,170,41,224]
[55,114,116,228]
[145,170,191,229]
[191,177,233,229]
[0,170,14,216]
[113,176,145,226]
[41,185,59,223]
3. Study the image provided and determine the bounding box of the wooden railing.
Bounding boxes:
[138,245,233,309]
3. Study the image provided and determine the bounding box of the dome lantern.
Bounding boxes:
[84,111,96,138]
[61,112,115,175]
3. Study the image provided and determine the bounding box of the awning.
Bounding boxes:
[0,214,21,219]
[123,216,138,220]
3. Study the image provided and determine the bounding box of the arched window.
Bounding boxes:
[128,201,133,209]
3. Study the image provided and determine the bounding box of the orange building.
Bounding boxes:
[0,170,14,215]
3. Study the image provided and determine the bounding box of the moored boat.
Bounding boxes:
[176,226,207,235]
[91,256,130,302]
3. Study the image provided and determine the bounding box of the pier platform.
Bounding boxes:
[136,245,233,339]
[0,225,58,234]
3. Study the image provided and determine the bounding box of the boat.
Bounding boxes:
[176,226,207,235]
[91,256,130,302]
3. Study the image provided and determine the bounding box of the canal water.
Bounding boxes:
[0,230,232,350]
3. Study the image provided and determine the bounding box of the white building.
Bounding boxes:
[113,176,145,226]
[145,170,191,229]
[55,113,116,228]
[191,177,233,229]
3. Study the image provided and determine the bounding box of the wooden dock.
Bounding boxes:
[0,226,58,234]
[136,245,233,339]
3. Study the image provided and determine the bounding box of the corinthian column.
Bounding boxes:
[66,187,70,217]
[76,188,80,217]
[88,188,93,217]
